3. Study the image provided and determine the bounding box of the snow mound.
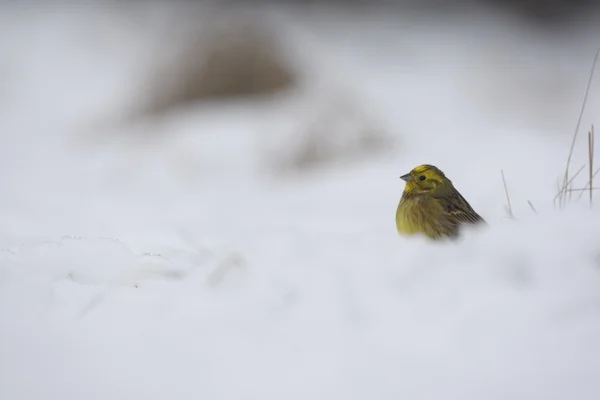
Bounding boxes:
[2,213,600,399]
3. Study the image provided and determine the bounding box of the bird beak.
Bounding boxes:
[400,173,413,182]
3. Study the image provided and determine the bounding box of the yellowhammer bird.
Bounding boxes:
[395,164,485,240]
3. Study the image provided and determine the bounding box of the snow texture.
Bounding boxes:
[1,3,600,400]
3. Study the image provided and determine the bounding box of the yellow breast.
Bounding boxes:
[395,196,457,240]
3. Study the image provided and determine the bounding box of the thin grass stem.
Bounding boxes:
[576,166,600,201]
[501,170,514,219]
[554,164,587,203]
[589,125,595,207]
[561,49,599,208]
[527,200,538,215]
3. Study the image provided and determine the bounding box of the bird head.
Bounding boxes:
[400,164,453,197]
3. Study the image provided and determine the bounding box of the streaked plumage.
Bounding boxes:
[395,164,485,240]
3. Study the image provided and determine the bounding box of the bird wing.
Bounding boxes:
[443,190,485,225]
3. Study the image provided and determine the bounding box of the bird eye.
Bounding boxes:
[419,175,426,181]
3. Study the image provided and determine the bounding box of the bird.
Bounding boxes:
[395,164,485,240]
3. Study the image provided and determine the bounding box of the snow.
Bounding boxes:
[1,3,600,399]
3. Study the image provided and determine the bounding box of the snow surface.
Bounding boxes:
[1,3,600,400]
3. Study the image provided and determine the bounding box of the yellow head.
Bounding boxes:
[400,164,453,197]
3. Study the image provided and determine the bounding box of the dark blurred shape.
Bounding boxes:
[486,0,597,24]
[142,12,294,116]
[264,95,393,174]
[221,0,598,25]
[129,0,597,120]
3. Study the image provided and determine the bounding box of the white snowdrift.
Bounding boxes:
[1,3,600,400]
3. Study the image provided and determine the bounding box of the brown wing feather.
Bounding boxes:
[443,188,485,225]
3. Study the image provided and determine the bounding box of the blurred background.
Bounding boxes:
[1,0,599,267]
[2,1,600,399]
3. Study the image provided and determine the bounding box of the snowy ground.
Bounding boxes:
[1,3,600,400]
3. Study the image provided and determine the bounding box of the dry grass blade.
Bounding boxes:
[566,187,600,192]
[575,166,600,201]
[561,49,599,208]
[554,178,560,211]
[561,165,585,209]
[554,164,586,203]
[527,200,538,215]
[589,125,595,207]
[501,170,514,219]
